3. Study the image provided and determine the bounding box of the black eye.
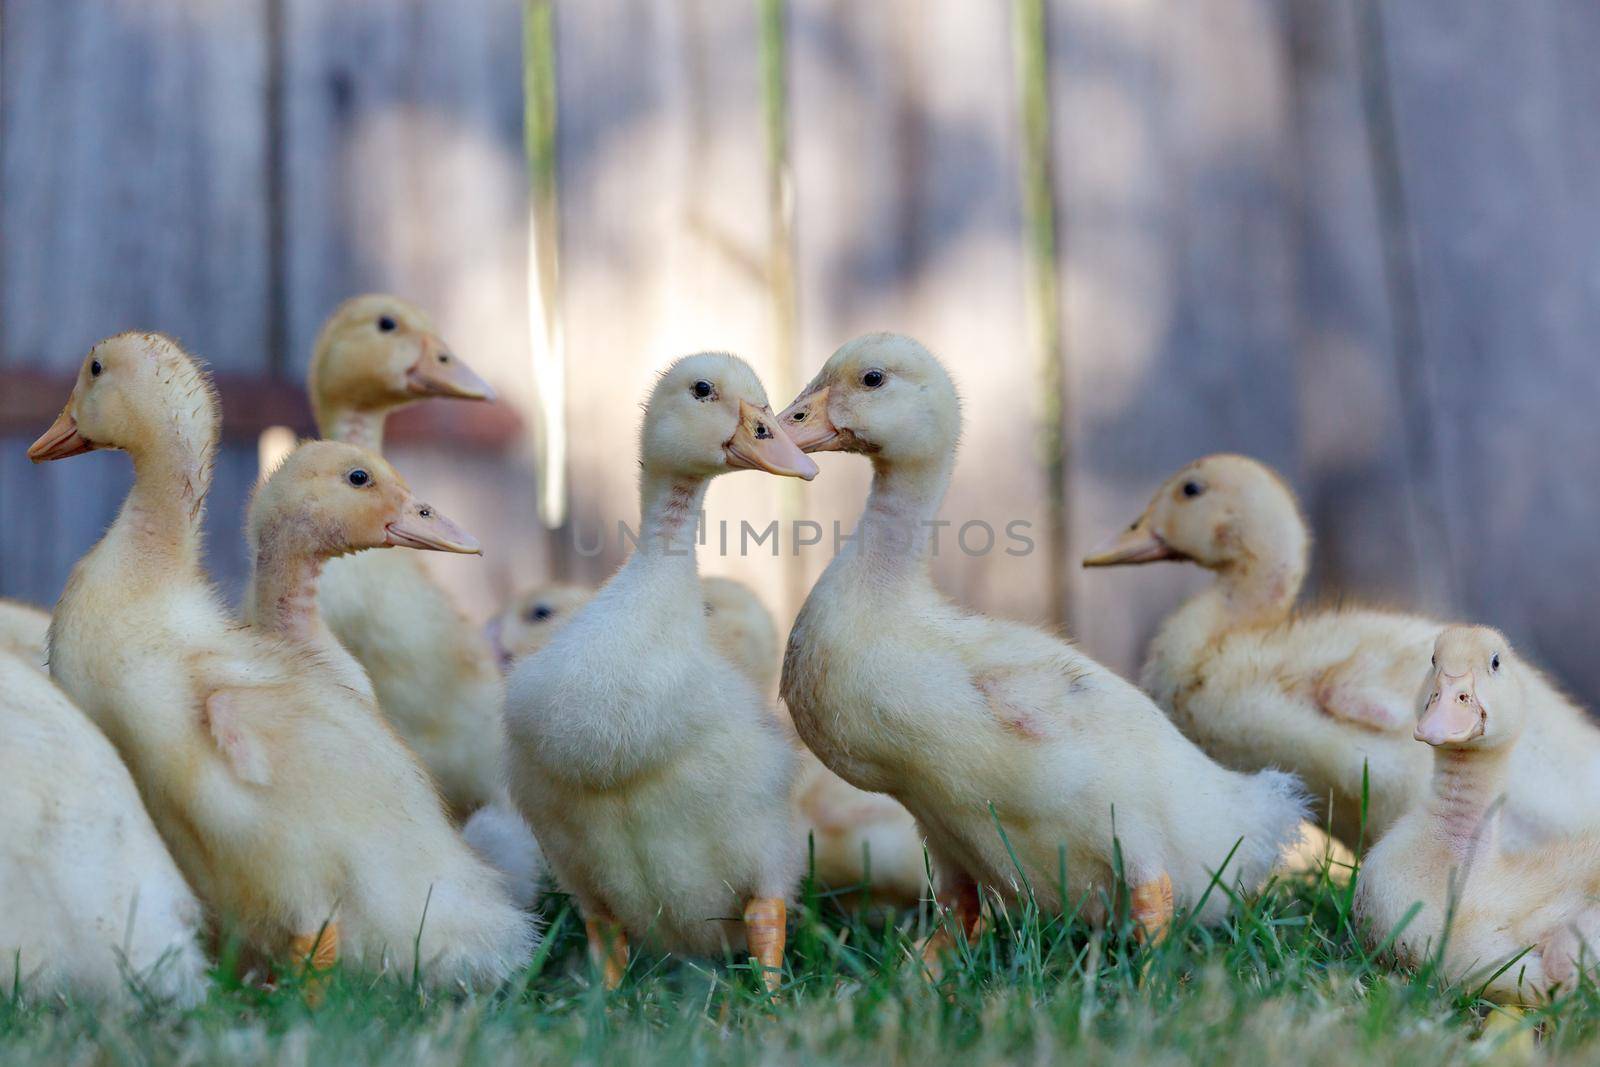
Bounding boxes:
[526,603,554,623]
[862,369,885,388]
[1491,654,1500,672]
[418,506,432,518]
[347,469,370,487]
[703,601,714,617]
[692,380,714,400]
[1182,481,1204,498]
[755,421,772,440]
[1431,655,1436,667]
[377,315,398,333]
[90,359,103,378]
[438,353,450,363]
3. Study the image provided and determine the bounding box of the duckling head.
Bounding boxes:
[701,576,779,690]
[486,582,593,671]
[777,333,961,464]
[28,332,218,466]
[250,440,480,561]
[641,353,817,481]
[1082,454,1308,580]
[1416,625,1522,749]
[310,294,493,424]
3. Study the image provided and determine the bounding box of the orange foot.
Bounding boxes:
[585,915,629,991]
[1130,874,1174,945]
[744,897,787,993]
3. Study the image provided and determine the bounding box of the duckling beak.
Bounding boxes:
[776,387,844,452]
[725,400,819,480]
[405,334,496,402]
[385,500,482,554]
[1082,519,1177,567]
[27,409,95,463]
[1415,672,1487,746]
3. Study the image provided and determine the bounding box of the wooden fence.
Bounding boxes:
[3,1,1599,705]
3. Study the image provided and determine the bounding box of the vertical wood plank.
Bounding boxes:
[1053,0,1301,676]
[554,0,784,613]
[0,0,271,371]
[280,0,550,618]
[789,0,1047,624]
[1376,0,1600,698]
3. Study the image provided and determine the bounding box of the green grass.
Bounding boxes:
[7,848,1600,1067]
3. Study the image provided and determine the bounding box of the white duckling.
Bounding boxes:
[1082,454,1600,847]
[492,577,928,906]
[308,294,504,822]
[0,647,208,1005]
[506,354,815,990]
[29,333,535,988]
[1359,627,1600,1003]
[0,598,50,669]
[778,334,1308,944]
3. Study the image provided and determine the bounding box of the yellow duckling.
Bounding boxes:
[1359,627,1600,1003]
[0,598,49,669]
[506,354,815,990]
[490,577,928,907]
[1084,454,1600,847]
[0,647,208,1005]
[778,335,1308,946]
[308,294,503,822]
[30,333,535,988]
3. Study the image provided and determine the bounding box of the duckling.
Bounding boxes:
[506,354,815,990]
[0,647,208,1005]
[0,598,50,669]
[493,577,928,906]
[29,333,535,988]
[1082,455,1600,847]
[308,294,505,822]
[778,334,1308,945]
[485,583,594,672]
[1358,627,1600,1002]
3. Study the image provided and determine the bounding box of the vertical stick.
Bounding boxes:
[525,0,568,532]
[1013,0,1070,630]
[760,0,805,616]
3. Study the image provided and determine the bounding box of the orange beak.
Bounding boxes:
[725,399,818,480]
[28,409,95,463]
[1415,672,1487,746]
[776,386,847,452]
[405,334,495,401]
[385,499,482,554]
[1082,518,1179,567]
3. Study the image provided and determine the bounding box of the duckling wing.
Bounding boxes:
[1311,649,1411,732]
[200,686,294,786]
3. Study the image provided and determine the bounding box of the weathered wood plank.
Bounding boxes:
[1377,0,1600,701]
[1053,0,1301,676]
[789,0,1047,625]
[553,0,785,614]
[1284,0,1444,612]
[0,0,271,371]
[280,0,554,614]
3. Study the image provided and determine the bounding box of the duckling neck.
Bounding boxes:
[1425,747,1510,863]
[628,471,709,579]
[1209,555,1304,627]
[850,455,953,581]
[118,430,215,572]
[250,541,332,648]
[320,408,388,453]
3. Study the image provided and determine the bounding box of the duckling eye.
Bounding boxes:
[1431,654,1436,667]
[346,469,371,487]
[418,506,433,518]
[862,369,885,388]
[692,380,715,400]
[1182,480,1204,498]
[754,421,772,440]
[377,315,398,333]
[703,601,714,617]
[90,359,103,378]
[1491,653,1501,673]
[526,603,554,623]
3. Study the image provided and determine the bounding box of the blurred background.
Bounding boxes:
[2,1,1598,701]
